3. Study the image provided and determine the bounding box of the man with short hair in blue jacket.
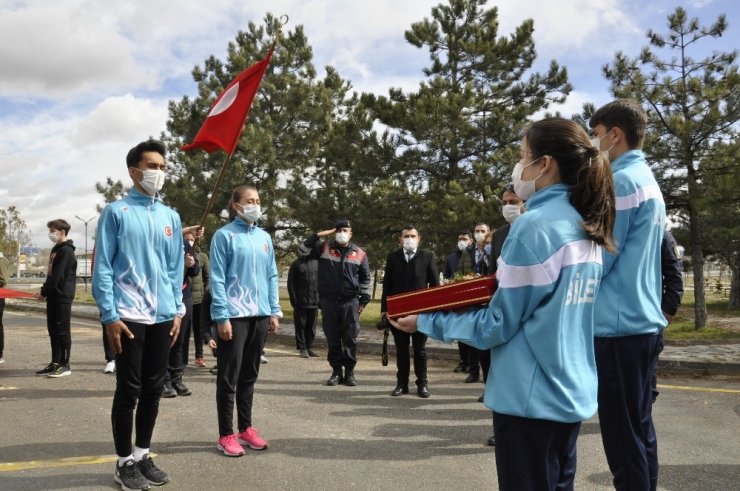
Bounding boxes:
[93,139,185,491]
[590,100,667,491]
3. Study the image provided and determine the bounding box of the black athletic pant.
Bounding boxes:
[493,412,581,491]
[467,346,481,374]
[320,298,359,372]
[391,326,427,386]
[457,341,468,366]
[190,302,204,359]
[102,323,115,362]
[216,316,268,437]
[595,334,660,491]
[166,297,191,384]
[294,307,317,351]
[46,301,72,365]
[0,298,4,358]
[111,320,172,457]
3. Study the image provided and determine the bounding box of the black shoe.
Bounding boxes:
[307,349,319,357]
[453,362,465,373]
[172,381,192,396]
[299,349,309,358]
[464,372,480,383]
[114,458,151,490]
[417,385,430,398]
[344,372,357,387]
[326,370,343,386]
[47,364,71,378]
[35,362,57,376]
[391,384,409,396]
[478,393,485,403]
[209,365,218,375]
[137,454,169,486]
[486,435,496,446]
[461,365,471,373]
[162,383,177,398]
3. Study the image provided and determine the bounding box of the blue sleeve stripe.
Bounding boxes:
[498,239,602,288]
[615,185,664,211]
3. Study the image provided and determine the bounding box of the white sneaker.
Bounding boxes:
[0,357,5,364]
[260,355,268,364]
[104,360,116,373]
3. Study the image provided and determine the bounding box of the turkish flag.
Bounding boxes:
[183,50,273,156]
[0,287,35,299]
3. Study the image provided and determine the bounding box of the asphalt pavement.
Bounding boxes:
[1,309,739,491]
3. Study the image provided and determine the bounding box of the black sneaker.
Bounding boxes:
[162,383,177,398]
[172,381,192,396]
[114,459,151,490]
[307,349,319,357]
[36,362,57,375]
[47,364,71,378]
[137,454,169,486]
[299,349,309,358]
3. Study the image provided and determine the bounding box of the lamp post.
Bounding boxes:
[75,215,96,291]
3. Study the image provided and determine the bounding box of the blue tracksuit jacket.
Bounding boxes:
[418,184,602,423]
[209,219,282,324]
[93,188,185,325]
[594,150,667,337]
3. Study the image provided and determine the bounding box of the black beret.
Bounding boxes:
[334,218,351,229]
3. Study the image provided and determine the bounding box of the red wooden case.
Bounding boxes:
[386,274,497,319]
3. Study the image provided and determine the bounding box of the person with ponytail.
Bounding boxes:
[209,185,282,457]
[391,117,615,491]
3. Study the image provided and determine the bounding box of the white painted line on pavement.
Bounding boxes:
[657,383,740,394]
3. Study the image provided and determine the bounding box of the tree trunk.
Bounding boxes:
[729,257,740,309]
[687,182,707,329]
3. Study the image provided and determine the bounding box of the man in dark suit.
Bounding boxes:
[489,185,525,274]
[381,226,439,398]
[443,230,476,374]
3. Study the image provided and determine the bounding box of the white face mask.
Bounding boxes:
[48,231,60,243]
[457,240,469,251]
[591,130,615,156]
[137,169,165,195]
[502,204,522,224]
[335,232,350,245]
[236,203,262,224]
[512,157,542,202]
[474,232,486,242]
[402,237,418,251]
[187,240,195,248]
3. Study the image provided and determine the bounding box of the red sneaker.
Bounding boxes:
[237,426,267,450]
[217,434,245,457]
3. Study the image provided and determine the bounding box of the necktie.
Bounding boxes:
[406,251,413,262]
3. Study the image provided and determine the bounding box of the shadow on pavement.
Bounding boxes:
[587,464,740,491]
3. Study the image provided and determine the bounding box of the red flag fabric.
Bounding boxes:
[182,50,273,156]
[0,287,35,299]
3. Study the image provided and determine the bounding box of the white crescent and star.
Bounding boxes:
[208,82,239,117]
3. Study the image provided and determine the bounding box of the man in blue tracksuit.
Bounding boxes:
[590,100,667,491]
[93,139,185,491]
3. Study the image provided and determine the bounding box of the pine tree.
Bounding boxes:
[602,7,739,328]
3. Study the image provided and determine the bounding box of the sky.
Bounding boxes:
[0,0,737,251]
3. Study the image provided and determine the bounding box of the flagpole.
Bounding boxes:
[191,15,288,248]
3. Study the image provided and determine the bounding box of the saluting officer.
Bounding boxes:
[298,219,371,387]
[381,226,439,398]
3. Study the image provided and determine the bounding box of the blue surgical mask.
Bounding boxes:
[483,243,492,255]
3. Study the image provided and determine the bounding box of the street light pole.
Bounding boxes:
[75,215,96,291]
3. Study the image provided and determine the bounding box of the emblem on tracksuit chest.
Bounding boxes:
[164,226,173,238]
[263,243,269,252]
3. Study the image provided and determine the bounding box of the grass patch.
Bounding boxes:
[73,286,739,341]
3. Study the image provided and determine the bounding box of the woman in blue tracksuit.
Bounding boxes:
[210,185,282,457]
[392,118,616,491]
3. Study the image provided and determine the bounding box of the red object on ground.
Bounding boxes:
[0,287,36,299]
[386,274,497,319]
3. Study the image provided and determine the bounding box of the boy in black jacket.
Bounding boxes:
[35,218,77,377]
